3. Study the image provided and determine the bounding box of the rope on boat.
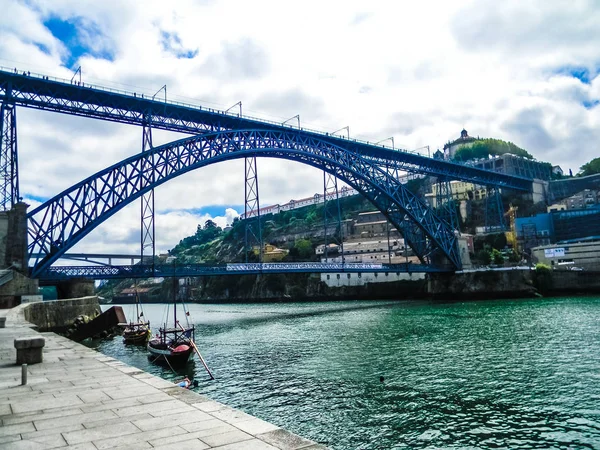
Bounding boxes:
[162,354,178,375]
[180,298,191,328]
[177,322,214,380]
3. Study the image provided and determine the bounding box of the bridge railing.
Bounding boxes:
[35,261,450,280]
[0,66,424,156]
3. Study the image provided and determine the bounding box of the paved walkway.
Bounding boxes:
[0,307,326,449]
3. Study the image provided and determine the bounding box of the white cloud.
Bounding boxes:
[2,0,600,255]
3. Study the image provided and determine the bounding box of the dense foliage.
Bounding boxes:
[453,138,533,162]
[579,157,600,176]
[171,219,224,256]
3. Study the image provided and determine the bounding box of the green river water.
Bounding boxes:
[90,296,600,449]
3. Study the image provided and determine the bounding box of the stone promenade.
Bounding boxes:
[0,307,326,449]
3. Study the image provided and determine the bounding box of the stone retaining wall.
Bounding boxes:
[22,296,101,331]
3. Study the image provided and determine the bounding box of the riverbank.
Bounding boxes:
[100,269,600,305]
[0,305,327,449]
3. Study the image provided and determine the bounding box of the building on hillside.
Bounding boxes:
[443,129,477,159]
[515,214,554,252]
[470,153,552,180]
[547,203,567,213]
[552,207,600,242]
[241,186,359,219]
[321,271,426,288]
[113,285,163,304]
[531,237,600,270]
[515,207,600,252]
[552,165,564,177]
[315,243,340,256]
[425,180,488,208]
[563,189,599,210]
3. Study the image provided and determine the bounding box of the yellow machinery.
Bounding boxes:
[504,204,518,250]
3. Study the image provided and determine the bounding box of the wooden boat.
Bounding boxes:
[123,321,151,345]
[147,325,195,366]
[147,280,195,367]
[122,288,150,345]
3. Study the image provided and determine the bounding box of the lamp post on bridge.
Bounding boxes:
[375,137,395,149]
[282,115,300,128]
[331,126,349,139]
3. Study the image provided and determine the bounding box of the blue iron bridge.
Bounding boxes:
[0,68,534,279]
[39,262,445,281]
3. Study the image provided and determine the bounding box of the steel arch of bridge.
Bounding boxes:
[0,69,532,192]
[28,129,462,278]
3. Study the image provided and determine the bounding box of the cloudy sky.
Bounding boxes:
[1,0,599,256]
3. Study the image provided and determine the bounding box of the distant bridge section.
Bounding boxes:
[36,262,450,281]
[0,68,532,192]
[30,253,142,266]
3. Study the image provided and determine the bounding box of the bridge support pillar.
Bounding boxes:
[484,187,506,233]
[323,171,344,262]
[0,201,29,272]
[0,102,19,211]
[244,157,262,262]
[55,279,95,300]
[140,121,155,272]
[0,202,38,308]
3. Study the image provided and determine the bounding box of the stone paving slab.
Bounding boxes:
[0,306,328,449]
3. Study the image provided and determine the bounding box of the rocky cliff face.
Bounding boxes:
[187,273,428,302]
[428,270,538,299]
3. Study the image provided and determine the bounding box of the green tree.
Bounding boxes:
[508,249,520,263]
[453,138,533,162]
[491,248,504,265]
[294,239,313,259]
[579,157,600,176]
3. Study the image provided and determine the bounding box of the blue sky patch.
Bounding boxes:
[163,205,242,218]
[554,66,596,84]
[583,99,600,109]
[24,194,50,204]
[43,16,114,68]
[160,30,199,59]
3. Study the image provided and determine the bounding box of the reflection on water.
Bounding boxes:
[87,297,600,449]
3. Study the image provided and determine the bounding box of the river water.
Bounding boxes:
[89,297,600,449]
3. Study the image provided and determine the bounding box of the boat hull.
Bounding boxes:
[147,341,193,366]
[123,328,151,345]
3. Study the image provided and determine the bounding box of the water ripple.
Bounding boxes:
[90,297,600,449]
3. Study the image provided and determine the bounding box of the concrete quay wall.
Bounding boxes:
[0,304,326,449]
[22,296,102,331]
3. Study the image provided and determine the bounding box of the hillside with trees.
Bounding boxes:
[579,157,600,176]
[453,138,533,162]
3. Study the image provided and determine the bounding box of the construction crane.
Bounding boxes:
[504,204,518,250]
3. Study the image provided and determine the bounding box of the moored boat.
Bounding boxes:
[147,324,195,366]
[148,278,196,367]
[123,321,151,345]
[122,286,150,345]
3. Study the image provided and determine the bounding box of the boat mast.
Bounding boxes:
[173,277,178,327]
[134,280,139,322]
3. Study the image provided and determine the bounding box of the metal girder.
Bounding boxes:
[323,171,344,262]
[36,261,449,281]
[0,69,533,191]
[244,157,262,262]
[27,129,462,277]
[0,102,19,210]
[484,187,506,232]
[435,177,460,233]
